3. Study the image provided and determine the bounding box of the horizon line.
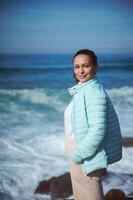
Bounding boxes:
[0,51,133,55]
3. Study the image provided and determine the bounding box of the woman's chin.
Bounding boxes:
[78,77,91,83]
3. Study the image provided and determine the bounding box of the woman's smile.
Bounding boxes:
[78,74,87,79]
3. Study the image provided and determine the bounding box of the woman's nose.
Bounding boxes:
[79,67,84,73]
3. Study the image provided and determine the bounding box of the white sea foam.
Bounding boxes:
[0,88,66,113]
[107,86,133,106]
[106,87,133,137]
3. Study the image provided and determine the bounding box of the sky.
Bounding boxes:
[0,0,133,54]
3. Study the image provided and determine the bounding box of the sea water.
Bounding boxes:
[0,53,133,199]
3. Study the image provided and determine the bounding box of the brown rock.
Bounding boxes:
[122,137,133,147]
[34,176,55,194]
[104,189,126,200]
[34,172,72,198]
[50,172,72,199]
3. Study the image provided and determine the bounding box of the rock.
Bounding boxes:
[104,189,133,200]
[126,197,133,200]
[122,137,133,147]
[104,189,126,200]
[35,171,133,199]
[34,172,72,198]
[34,179,50,194]
[50,172,72,199]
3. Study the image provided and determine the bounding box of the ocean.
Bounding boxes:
[0,53,133,199]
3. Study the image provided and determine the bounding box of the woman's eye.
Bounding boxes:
[85,65,91,68]
[83,65,88,68]
[74,65,79,69]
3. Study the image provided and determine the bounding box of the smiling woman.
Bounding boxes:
[64,49,123,200]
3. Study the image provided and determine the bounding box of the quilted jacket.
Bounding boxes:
[67,75,123,175]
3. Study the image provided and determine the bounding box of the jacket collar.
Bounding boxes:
[67,75,98,96]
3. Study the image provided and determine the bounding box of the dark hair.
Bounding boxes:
[72,49,98,66]
[72,49,98,82]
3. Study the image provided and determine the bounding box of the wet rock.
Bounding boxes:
[34,172,72,198]
[104,189,126,200]
[34,171,133,199]
[122,137,133,147]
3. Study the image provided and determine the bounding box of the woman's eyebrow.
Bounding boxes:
[82,63,89,65]
[74,62,90,66]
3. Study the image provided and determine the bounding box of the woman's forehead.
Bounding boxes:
[74,54,92,64]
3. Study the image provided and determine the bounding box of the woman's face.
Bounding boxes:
[73,54,97,83]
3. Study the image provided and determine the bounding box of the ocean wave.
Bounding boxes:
[0,87,132,123]
[100,64,133,71]
[0,87,132,137]
[0,88,67,113]
[107,86,133,106]
[0,67,70,74]
[0,86,132,106]
[0,64,133,74]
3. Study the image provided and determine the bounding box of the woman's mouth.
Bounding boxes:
[79,75,86,79]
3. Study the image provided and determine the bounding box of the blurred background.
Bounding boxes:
[0,0,133,199]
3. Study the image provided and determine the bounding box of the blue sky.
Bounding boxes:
[0,0,133,54]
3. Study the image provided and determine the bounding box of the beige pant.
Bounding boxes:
[65,138,105,200]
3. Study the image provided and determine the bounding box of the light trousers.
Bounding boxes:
[65,137,105,200]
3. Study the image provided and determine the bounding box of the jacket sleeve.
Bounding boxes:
[70,86,107,164]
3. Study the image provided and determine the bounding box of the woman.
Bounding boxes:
[64,49,123,200]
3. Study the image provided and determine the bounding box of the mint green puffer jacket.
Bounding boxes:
[67,75,123,175]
